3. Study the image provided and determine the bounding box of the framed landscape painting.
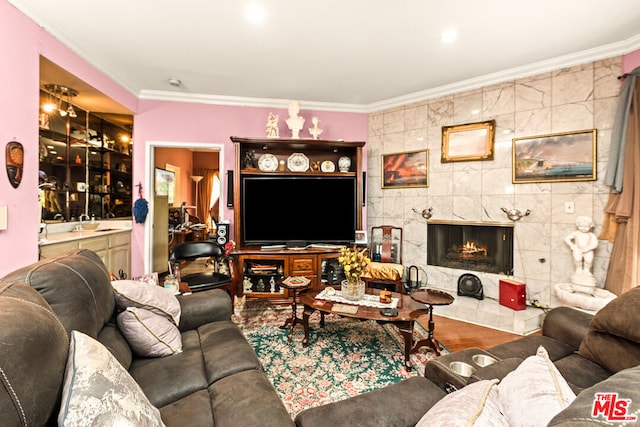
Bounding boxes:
[441,120,495,162]
[382,149,429,189]
[512,129,597,184]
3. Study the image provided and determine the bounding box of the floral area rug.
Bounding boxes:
[234,300,447,419]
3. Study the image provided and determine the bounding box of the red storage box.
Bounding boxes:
[499,279,526,311]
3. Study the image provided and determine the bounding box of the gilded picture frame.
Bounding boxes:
[382,149,429,189]
[512,129,597,184]
[441,120,496,163]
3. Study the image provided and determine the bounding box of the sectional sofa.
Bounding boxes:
[0,249,293,426]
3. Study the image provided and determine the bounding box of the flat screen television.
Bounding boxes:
[154,167,175,205]
[241,175,357,246]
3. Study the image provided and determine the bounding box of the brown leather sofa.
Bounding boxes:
[0,249,293,426]
[295,288,640,426]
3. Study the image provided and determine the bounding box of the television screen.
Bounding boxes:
[154,167,175,205]
[242,176,357,245]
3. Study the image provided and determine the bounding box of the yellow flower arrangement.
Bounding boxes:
[338,245,371,283]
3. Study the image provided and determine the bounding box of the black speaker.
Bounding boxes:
[362,171,366,206]
[457,273,484,300]
[226,170,234,208]
[215,223,230,246]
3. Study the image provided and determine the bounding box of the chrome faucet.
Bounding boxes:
[53,213,63,220]
[78,214,90,222]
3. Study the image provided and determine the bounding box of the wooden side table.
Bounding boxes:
[279,276,311,343]
[409,289,454,356]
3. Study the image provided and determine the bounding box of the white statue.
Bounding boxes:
[285,101,305,139]
[308,116,323,140]
[564,216,598,289]
[266,112,279,138]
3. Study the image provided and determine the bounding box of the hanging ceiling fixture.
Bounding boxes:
[43,84,79,118]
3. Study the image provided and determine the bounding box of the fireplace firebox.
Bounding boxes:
[427,220,514,275]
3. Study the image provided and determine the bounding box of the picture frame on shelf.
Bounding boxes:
[382,149,429,189]
[441,120,496,163]
[354,230,367,245]
[512,129,597,184]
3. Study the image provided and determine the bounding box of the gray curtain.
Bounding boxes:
[600,67,640,295]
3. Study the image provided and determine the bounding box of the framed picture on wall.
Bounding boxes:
[382,149,429,189]
[441,120,496,162]
[512,129,597,183]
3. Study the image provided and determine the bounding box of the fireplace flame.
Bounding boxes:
[461,241,487,256]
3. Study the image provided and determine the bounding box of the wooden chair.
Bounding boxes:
[362,225,404,293]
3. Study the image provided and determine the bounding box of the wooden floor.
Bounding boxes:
[418,315,525,352]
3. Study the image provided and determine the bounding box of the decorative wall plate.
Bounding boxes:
[320,160,335,172]
[287,152,309,172]
[258,153,278,172]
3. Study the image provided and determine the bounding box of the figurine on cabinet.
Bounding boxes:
[270,276,276,292]
[309,116,323,140]
[257,278,265,292]
[243,276,253,293]
[266,112,279,138]
[244,150,257,169]
[286,101,305,139]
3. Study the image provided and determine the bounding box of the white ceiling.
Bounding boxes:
[10,0,640,112]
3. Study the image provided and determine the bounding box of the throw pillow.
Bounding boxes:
[361,262,404,280]
[58,330,165,427]
[117,307,183,357]
[112,279,180,325]
[416,379,508,427]
[498,346,576,427]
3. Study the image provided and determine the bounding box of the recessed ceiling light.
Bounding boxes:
[471,109,480,115]
[246,3,266,24]
[168,78,181,87]
[441,28,458,43]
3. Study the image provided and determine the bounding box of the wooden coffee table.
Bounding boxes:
[300,287,430,371]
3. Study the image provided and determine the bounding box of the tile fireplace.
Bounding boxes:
[427,220,514,275]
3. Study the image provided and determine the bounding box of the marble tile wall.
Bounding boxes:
[367,57,622,308]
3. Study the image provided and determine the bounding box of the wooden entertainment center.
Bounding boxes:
[230,136,366,300]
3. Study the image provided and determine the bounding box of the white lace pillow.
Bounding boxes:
[58,330,165,427]
[117,307,183,357]
[112,279,180,325]
[498,346,576,427]
[417,379,508,427]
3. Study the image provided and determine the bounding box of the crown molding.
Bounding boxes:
[365,34,640,113]
[137,90,369,113]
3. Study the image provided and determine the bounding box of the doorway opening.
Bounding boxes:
[144,142,226,275]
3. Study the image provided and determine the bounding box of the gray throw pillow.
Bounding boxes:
[117,307,183,357]
[58,330,165,427]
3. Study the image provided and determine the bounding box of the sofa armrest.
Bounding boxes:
[548,364,640,426]
[542,306,593,350]
[177,288,232,331]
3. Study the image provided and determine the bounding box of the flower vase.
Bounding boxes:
[341,278,365,301]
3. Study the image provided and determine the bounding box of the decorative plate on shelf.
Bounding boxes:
[258,153,278,172]
[320,160,335,172]
[287,153,309,172]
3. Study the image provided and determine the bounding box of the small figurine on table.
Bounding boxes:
[266,112,279,138]
[308,117,323,140]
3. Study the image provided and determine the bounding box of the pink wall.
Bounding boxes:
[132,100,368,276]
[622,49,640,72]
